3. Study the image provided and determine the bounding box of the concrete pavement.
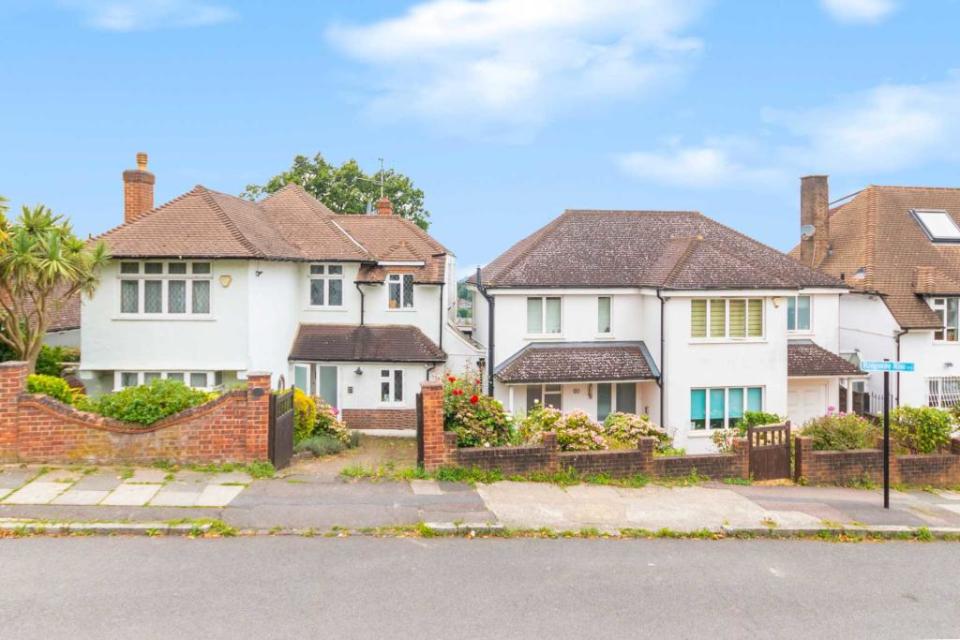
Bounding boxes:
[2,537,959,639]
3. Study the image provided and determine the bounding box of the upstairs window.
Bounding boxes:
[691,298,763,339]
[309,264,343,307]
[913,209,960,242]
[787,295,811,332]
[388,274,414,309]
[119,261,211,316]
[932,297,959,342]
[597,296,612,335]
[527,297,561,334]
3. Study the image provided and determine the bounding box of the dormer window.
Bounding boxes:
[932,297,959,342]
[913,209,960,242]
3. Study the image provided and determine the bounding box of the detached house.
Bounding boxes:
[792,175,960,410]
[78,154,482,429]
[470,209,858,452]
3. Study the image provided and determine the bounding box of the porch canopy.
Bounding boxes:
[787,340,863,378]
[289,324,446,363]
[495,341,660,384]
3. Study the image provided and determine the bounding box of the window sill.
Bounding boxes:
[594,334,616,340]
[688,338,766,345]
[304,306,348,312]
[687,430,724,438]
[787,330,814,337]
[525,333,564,340]
[113,314,216,321]
[386,308,417,313]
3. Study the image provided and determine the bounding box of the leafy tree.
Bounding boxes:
[0,200,108,371]
[242,153,430,230]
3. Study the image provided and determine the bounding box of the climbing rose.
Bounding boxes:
[470,394,479,404]
[448,376,456,382]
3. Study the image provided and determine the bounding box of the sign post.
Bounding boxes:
[860,360,915,509]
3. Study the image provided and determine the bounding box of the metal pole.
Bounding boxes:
[883,369,890,509]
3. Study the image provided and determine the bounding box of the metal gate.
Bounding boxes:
[747,423,791,480]
[269,389,295,470]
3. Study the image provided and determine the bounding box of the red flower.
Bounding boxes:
[447,376,457,382]
[469,394,479,404]
[452,389,463,396]
[475,379,481,385]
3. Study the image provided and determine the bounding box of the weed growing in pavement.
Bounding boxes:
[723,476,752,486]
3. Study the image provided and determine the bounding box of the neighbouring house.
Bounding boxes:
[791,175,960,411]
[78,154,482,430]
[469,208,859,453]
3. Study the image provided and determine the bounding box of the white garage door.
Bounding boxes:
[788,382,827,428]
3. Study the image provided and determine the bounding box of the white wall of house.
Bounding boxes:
[899,328,960,408]
[44,328,80,349]
[288,360,428,410]
[839,293,900,402]
[248,261,300,387]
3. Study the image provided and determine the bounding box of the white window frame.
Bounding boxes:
[787,295,812,333]
[118,261,213,317]
[113,370,221,391]
[927,376,960,408]
[379,368,404,404]
[690,386,764,432]
[526,296,562,336]
[308,264,344,308]
[387,273,415,310]
[690,297,764,341]
[525,383,563,411]
[931,297,960,342]
[597,296,613,336]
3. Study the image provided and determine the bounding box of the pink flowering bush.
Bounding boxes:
[314,398,351,445]
[603,412,670,450]
[555,410,608,451]
[443,370,512,448]
[517,404,563,444]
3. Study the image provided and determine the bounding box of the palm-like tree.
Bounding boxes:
[0,200,108,371]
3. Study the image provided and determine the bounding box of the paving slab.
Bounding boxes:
[3,482,71,505]
[196,484,245,507]
[410,480,444,496]
[127,468,169,483]
[207,472,252,485]
[150,490,201,507]
[43,469,82,483]
[52,490,109,506]
[72,472,124,492]
[0,468,34,495]
[101,484,162,506]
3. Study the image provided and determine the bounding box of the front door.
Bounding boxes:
[317,365,339,408]
[788,381,827,428]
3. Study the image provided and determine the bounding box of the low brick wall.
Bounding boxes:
[420,382,749,480]
[795,436,960,486]
[342,408,417,430]
[0,361,271,464]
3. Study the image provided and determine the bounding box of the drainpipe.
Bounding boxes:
[355,282,365,325]
[656,288,666,428]
[895,328,908,408]
[476,266,495,396]
[438,282,445,352]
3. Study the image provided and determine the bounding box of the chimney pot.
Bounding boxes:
[123,152,155,224]
[800,175,829,267]
[375,196,393,217]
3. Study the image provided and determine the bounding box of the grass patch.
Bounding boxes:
[340,464,656,488]
[723,476,752,486]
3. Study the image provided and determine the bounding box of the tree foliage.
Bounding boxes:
[0,199,108,371]
[241,153,430,230]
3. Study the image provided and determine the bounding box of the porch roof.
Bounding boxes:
[788,340,862,377]
[495,341,659,384]
[289,324,446,363]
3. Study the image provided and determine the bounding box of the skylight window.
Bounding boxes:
[913,209,960,242]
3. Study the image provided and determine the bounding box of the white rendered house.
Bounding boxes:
[470,209,858,453]
[79,155,482,429]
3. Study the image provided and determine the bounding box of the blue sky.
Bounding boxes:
[2,0,959,274]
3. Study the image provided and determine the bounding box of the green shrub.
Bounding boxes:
[602,412,670,450]
[741,410,783,430]
[35,345,80,377]
[97,379,215,426]
[890,406,954,454]
[800,412,880,451]
[555,410,607,451]
[517,404,563,444]
[292,388,318,442]
[443,370,512,447]
[294,434,346,457]
[313,399,352,445]
[26,373,74,405]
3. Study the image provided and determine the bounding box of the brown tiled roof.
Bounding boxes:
[789,185,960,329]
[97,184,445,283]
[495,341,659,383]
[289,324,445,363]
[787,340,862,377]
[474,210,842,290]
[15,283,80,333]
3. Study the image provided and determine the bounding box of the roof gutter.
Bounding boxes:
[476,266,495,396]
[656,288,666,429]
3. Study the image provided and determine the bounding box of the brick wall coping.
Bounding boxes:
[0,361,28,369]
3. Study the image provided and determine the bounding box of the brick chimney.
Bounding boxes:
[800,175,829,267]
[123,152,155,223]
[375,196,393,217]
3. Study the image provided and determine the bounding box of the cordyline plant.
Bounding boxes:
[0,197,108,371]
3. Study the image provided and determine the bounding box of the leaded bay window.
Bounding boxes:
[932,297,959,342]
[119,261,212,316]
[387,273,414,309]
[690,386,763,430]
[691,298,763,339]
[527,296,561,334]
[116,370,222,390]
[309,264,343,307]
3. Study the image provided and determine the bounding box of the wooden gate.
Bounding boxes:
[415,392,424,467]
[269,389,295,470]
[747,423,791,480]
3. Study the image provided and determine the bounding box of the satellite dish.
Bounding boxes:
[800,224,816,239]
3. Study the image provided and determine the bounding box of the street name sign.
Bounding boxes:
[861,361,915,373]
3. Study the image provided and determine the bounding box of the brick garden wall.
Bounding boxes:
[419,381,749,480]
[795,436,960,486]
[0,361,272,464]
[342,408,417,430]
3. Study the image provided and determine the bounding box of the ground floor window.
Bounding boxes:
[526,384,562,411]
[115,370,222,391]
[691,386,763,430]
[928,377,960,408]
[380,369,403,403]
[597,382,637,421]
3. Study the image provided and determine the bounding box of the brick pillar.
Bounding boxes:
[0,361,26,462]
[245,372,272,461]
[420,380,450,470]
[951,438,960,456]
[732,437,750,479]
[541,431,559,472]
[795,436,812,483]
[637,436,656,475]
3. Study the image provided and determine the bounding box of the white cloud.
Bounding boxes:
[820,0,896,24]
[62,0,236,31]
[325,0,706,134]
[620,72,960,187]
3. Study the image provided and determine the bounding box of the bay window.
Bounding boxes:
[115,370,222,390]
[527,297,562,334]
[119,261,212,316]
[932,297,959,342]
[690,386,763,430]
